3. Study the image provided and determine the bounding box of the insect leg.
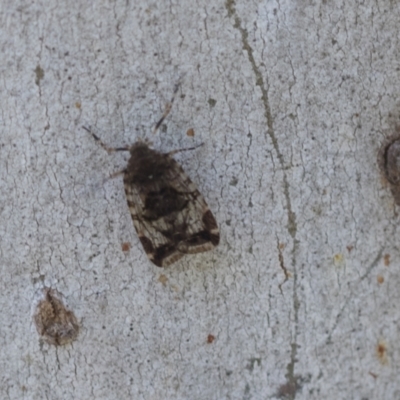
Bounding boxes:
[167,142,204,157]
[109,169,127,179]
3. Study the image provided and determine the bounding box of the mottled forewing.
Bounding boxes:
[163,160,220,254]
[124,155,219,267]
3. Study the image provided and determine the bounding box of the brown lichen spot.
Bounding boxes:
[34,65,44,86]
[75,102,81,109]
[378,134,400,205]
[186,128,195,137]
[376,340,388,365]
[369,371,378,379]
[384,254,390,266]
[333,253,344,267]
[377,275,384,284]
[380,175,388,187]
[207,334,215,344]
[34,288,79,346]
[208,98,217,107]
[277,381,299,399]
[158,274,168,286]
[246,358,261,372]
[121,242,131,252]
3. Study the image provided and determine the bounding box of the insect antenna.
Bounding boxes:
[83,126,129,181]
[82,126,130,153]
[152,82,181,135]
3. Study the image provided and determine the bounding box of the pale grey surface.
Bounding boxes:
[1,1,399,399]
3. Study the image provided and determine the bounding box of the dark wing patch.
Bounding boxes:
[124,156,219,267]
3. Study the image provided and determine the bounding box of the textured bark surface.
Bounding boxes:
[1,1,400,399]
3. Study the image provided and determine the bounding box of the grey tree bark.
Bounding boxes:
[1,0,399,399]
